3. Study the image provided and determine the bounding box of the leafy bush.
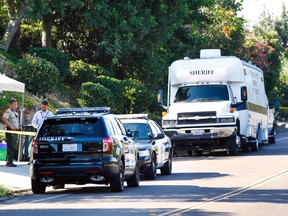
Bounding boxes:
[94,76,124,113]
[0,184,12,198]
[77,82,113,107]
[20,21,42,52]
[69,60,114,90]
[17,54,59,97]
[122,79,154,114]
[29,47,69,81]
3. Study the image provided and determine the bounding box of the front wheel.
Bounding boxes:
[110,160,125,192]
[160,152,172,175]
[144,153,157,180]
[227,134,238,156]
[31,178,46,194]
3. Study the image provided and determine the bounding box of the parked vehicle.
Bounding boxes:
[117,114,173,179]
[158,49,276,156]
[30,107,140,194]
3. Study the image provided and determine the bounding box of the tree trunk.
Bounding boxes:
[0,0,26,51]
[42,13,53,48]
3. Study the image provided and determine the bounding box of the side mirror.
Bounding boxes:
[157,89,167,110]
[241,86,247,102]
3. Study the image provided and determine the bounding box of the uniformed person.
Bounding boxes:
[2,99,22,167]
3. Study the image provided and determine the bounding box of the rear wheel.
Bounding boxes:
[250,140,259,152]
[268,127,276,144]
[110,160,125,192]
[127,162,140,187]
[31,178,46,194]
[144,153,157,180]
[160,152,172,175]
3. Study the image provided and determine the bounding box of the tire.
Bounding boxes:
[53,184,65,190]
[110,160,125,192]
[268,127,276,144]
[31,178,46,194]
[187,150,192,156]
[227,134,238,156]
[144,153,157,180]
[160,152,172,175]
[250,140,258,152]
[268,136,276,144]
[127,162,140,187]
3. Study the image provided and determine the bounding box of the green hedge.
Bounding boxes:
[77,82,113,107]
[69,60,114,90]
[29,47,69,81]
[17,54,59,97]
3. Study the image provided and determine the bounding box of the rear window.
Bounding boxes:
[38,117,103,137]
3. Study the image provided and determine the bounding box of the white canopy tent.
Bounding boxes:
[0,73,25,93]
[0,73,25,161]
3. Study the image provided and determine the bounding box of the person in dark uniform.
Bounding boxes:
[2,99,22,167]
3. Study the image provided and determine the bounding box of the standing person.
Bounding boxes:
[31,100,53,130]
[2,99,22,167]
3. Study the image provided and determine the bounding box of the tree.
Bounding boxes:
[25,0,84,48]
[0,0,26,51]
[275,3,288,48]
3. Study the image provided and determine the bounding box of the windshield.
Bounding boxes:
[122,122,150,140]
[174,85,229,103]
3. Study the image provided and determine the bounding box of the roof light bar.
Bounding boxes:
[55,107,110,115]
[116,114,148,119]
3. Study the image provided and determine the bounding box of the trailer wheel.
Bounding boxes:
[227,134,238,156]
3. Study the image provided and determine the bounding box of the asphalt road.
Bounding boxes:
[0,130,287,216]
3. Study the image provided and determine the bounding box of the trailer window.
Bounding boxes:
[174,85,229,103]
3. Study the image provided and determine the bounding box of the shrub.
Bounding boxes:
[69,60,114,90]
[94,76,124,113]
[122,79,154,114]
[17,54,59,97]
[20,21,42,52]
[29,47,69,81]
[77,82,113,107]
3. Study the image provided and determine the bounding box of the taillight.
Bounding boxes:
[32,139,39,154]
[102,138,112,153]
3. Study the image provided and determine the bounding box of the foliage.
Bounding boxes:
[122,79,153,114]
[0,184,12,198]
[20,21,42,52]
[275,4,288,48]
[77,82,113,107]
[0,1,9,41]
[29,47,69,80]
[94,76,124,113]
[17,54,59,97]
[68,60,114,90]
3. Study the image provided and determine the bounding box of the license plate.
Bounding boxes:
[193,130,203,135]
[63,144,78,152]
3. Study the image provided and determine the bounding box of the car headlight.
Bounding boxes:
[219,117,235,123]
[139,150,150,157]
[162,120,177,126]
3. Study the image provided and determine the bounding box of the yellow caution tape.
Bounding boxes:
[0,130,36,136]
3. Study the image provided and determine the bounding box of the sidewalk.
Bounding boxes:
[0,161,31,193]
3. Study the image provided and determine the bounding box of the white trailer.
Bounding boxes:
[159,49,275,155]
